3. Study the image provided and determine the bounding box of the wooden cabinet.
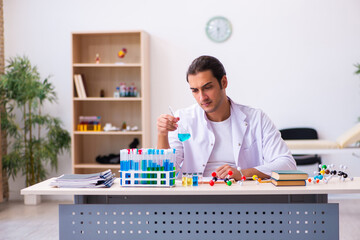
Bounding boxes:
[71,31,150,175]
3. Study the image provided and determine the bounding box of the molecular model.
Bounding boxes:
[308,164,354,184]
[209,170,268,186]
[209,171,233,186]
[237,174,266,186]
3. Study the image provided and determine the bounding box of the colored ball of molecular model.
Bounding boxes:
[252,175,262,185]
[118,48,127,58]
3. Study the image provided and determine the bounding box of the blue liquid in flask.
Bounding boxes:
[178,133,191,142]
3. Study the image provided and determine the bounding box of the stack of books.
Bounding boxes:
[271,170,308,186]
[50,169,115,188]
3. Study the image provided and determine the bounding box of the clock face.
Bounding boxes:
[206,16,232,43]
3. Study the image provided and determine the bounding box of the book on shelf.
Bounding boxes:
[50,169,115,188]
[74,74,87,98]
[271,170,308,181]
[73,74,83,98]
[77,74,87,98]
[271,179,306,186]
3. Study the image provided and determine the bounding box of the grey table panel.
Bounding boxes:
[60,203,339,240]
[74,194,328,204]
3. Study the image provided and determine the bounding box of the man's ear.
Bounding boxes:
[221,76,228,89]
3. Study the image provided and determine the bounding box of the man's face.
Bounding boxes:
[188,70,227,114]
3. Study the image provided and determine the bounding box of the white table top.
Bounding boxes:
[20,177,360,196]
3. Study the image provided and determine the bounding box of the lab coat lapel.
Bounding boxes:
[230,100,248,167]
[197,105,215,168]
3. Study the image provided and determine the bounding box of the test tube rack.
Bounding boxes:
[120,148,177,188]
[119,170,176,187]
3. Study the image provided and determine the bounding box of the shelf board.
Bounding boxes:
[74,164,120,169]
[73,63,141,67]
[74,131,143,135]
[74,97,142,101]
[72,30,144,35]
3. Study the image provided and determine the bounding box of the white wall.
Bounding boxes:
[4,0,360,200]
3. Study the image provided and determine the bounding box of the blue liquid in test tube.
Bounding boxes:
[135,162,139,184]
[193,173,199,186]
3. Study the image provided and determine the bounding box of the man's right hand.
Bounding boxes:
[157,114,179,136]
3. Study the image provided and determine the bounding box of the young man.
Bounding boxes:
[157,56,296,180]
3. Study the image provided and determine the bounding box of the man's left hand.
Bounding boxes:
[216,164,242,181]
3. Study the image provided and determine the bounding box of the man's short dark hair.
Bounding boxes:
[186,55,226,88]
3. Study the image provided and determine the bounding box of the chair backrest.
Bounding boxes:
[280,128,319,140]
[280,128,321,168]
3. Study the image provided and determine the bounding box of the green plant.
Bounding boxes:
[355,63,360,75]
[0,56,70,186]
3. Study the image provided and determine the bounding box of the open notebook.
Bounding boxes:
[284,123,360,149]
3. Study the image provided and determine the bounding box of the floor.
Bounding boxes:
[0,199,359,240]
[0,200,68,240]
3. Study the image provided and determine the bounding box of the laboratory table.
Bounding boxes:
[21,177,360,240]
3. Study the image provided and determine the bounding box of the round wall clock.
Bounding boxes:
[205,16,232,43]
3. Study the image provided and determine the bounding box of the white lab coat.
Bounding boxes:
[168,98,296,177]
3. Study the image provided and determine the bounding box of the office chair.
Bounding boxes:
[279,128,322,171]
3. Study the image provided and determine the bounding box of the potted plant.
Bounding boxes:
[0,56,70,187]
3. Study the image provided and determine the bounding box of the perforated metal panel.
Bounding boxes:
[60,203,339,240]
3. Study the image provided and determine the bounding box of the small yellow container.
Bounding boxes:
[182,173,187,187]
[187,173,193,186]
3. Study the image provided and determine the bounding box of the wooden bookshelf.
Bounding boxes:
[73,63,142,67]
[73,97,142,101]
[71,31,150,174]
[73,131,143,135]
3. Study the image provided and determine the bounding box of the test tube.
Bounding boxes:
[120,149,127,185]
[165,149,170,171]
[171,149,176,179]
[147,149,152,185]
[187,173,193,186]
[135,150,140,184]
[141,149,146,184]
[160,149,165,185]
[126,149,131,184]
[193,173,198,186]
[198,172,203,185]
[182,173,187,186]
[167,149,175,186]
[129,149,134,170]
[152,149,157,184]
[156,149,160,170]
